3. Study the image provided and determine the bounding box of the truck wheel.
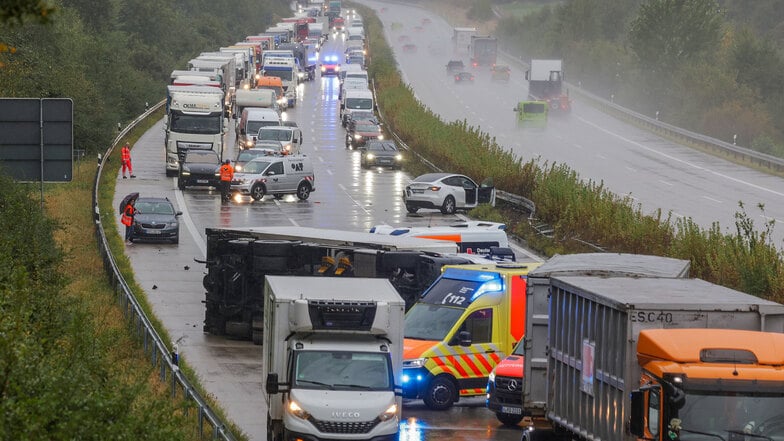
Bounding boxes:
[440,196,456,214]
[496,412,523,426]
[423,376,457,410]
[250,184,265,201]
[296,182,311,200]
[252,239,298,257]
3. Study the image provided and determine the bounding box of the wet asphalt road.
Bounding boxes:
[113,25,533,441]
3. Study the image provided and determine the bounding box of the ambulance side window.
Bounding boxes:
[458,309,493,343]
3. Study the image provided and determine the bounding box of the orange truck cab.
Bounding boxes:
[401,262,539,410]
[255,76,288,110]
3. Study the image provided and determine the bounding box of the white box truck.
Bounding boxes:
[164,85,228,176]
[263,276,404,441]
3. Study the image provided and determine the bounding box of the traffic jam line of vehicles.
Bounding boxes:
[139,4,784,441]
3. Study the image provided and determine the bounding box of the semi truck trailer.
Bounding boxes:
[486,253,691,425]
[520,261,784,441]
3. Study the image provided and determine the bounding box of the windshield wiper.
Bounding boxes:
[677,428,726,441]
[725,430,773,441]
[297,380,334,390]
[333,383,375,390]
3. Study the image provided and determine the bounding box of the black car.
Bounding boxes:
[130,197,181,244]
[454,71,475,83]
[446,60,464,74]
[178,150,221,190]
[360,140,402,169]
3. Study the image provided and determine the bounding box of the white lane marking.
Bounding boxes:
[318,156,325,163]
[703,196,723,204]
[577,115,784,199]
[339,183,371,215]
[174,185,207,258]
[659,180,673,186]
[326,169,334,175]
[625,166,637,173]
[596,154,607,160]
[573,143,584,149]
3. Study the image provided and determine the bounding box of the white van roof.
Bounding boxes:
[245,108,280,120]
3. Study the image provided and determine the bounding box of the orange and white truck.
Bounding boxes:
[401,262,541,410]
[519,254,784,441]
[370,221,510,256]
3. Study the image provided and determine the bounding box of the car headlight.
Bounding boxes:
[297,72,305,78]
[354,134,362,140]
[234,165,242,172]
[488,371,496,383]
[288,400,310,420]
[283,143,293,152]
[395,154,403,161]
[403,358,426,368]
[245,140,254,147]
[167,221,179,228]
[180,170,190,176]
[321,66,326,72]
[378,403,398,422]
[378,134,384,140]
[335,65,340,71]
[366,153,375,160]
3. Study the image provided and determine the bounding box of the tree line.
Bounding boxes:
[493,0,784,157]
[0,0,290,156]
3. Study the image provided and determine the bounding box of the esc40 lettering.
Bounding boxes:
[630,311,674,324]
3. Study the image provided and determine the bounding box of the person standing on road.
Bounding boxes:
[121,142,136,179]
[219,159,234,202]
[121,200,136,243]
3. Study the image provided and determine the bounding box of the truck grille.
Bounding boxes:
[308,417,380,434]
[494,376,523,405]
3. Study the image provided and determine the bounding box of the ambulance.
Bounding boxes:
[401,262,540,410]
[369,221,509,256]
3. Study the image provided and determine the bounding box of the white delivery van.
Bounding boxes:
[256,125,303,155]
[236,108,281,149]
[230,154,315,200]
[340,88,374,127]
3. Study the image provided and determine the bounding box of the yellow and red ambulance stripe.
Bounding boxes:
[423,342,505,397]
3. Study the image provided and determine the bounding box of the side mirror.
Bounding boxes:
[629,390,646,437]
[266,373,279,395]
[175,211,183,217]
[458,331,472,347]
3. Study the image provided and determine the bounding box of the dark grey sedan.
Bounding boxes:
[360,140,403,169]
[178,150,221,190]
[130,197,181,244]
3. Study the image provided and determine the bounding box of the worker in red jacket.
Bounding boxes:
[121,201,135,243]
[121,142,136,179]
[219,160,234,203]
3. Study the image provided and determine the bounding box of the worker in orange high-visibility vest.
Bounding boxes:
[121,201,135,243]
[121,142,136,178]
[219,160,234,203]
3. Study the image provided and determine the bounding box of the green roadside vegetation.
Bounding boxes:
[1,0,291,437]
[356,3,784,302]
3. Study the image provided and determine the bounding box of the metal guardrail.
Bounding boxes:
[91,100,237,441]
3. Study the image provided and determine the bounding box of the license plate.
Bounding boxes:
[148,230,161,235]
[412,189,424,194]
[196,179,208,184]
[501,406,522,415]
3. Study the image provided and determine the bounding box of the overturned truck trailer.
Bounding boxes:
[202,226,493,344]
